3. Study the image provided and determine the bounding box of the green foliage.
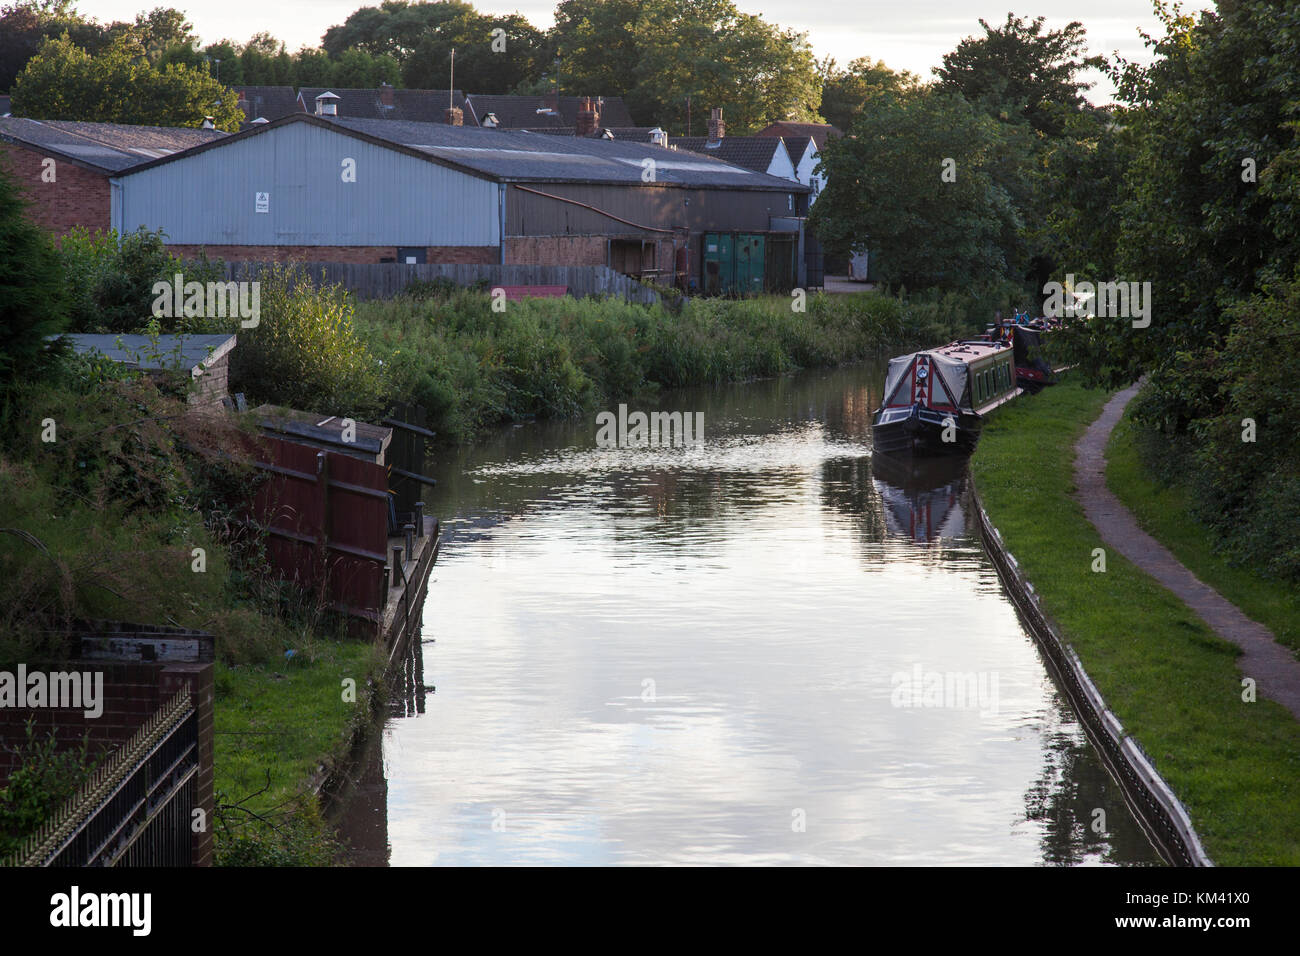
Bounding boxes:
[934,14,1104,137]
[551,0,822,132]
[817,56,916,133]
[0,0,109,92]
[0,161,66,386]
[809,86,1037,288]
[227,266,388,419]
[0,721,100,858]
[11,32,243,130]
[58,226,216,334]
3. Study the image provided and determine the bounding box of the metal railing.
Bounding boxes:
[3,688,199,867]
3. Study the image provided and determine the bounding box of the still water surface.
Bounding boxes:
[362,363,1160,866]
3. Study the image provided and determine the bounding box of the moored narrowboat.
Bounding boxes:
[871,339,1020,456]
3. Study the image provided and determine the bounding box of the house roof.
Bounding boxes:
[465,94,635,130]
[668,136,789,174]
[297,87,474,124]
[115,113,809,193]
[783,135,815,164]
[233,86,302,123]
[754,121,843,149]
[0,95,10,117]
[0,118,227,173]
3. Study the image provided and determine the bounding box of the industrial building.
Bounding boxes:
[111,112,811,291]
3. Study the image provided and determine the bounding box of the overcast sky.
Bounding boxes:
[77,0,1194,103]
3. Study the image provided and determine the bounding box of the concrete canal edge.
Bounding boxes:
[971,489,1214,867]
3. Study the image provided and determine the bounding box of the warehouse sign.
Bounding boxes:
[255,191,269,213]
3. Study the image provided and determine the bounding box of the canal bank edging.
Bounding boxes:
[972,490,1214,867]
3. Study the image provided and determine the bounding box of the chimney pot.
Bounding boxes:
[707,107,724,144]
[576,95,599,136]
[379,82,394,107]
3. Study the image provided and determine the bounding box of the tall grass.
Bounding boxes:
[350,286,1002,443]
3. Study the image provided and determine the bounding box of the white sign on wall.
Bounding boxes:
[255,191,269,214]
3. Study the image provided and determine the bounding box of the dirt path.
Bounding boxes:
[1074,385,1300,721]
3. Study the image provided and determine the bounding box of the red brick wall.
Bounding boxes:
[504,235,677,275]
[0,142,111,237]
[167,244,498,264]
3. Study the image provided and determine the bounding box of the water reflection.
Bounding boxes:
[356,364,1160,866]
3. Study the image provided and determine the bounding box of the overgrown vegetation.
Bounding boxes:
[0,722,101,859]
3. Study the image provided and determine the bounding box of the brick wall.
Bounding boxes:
[0,143,111,236]
[167,244,498,264]
[504,235,678,275]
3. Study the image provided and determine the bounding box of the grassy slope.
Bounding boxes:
[971,378,1300,865]
[1106,407,1300,656]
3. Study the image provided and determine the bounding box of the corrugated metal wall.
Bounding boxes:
[114,122,499,246]
[507,183,801,238]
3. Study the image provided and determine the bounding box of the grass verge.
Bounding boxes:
[1106,405,1300,656]
[971,377,1300,865]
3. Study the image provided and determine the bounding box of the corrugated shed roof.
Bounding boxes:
[327,116,805,190]
[466,94,635,130]
[115,114,809,192]
[668,136,787,174]
[297,87,474,124]
[234,86,302,123]
[0,117,227,172]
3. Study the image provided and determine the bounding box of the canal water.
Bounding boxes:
[346,362,1162,866]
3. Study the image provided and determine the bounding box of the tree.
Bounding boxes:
[402,12,548,94]
[552,0,822,132]
[818,56,915,133]
[11,34,244,130]
[809,87,1035,289]
[934,13,1103,137]
[0,0,107,91]
[0,162,66,385]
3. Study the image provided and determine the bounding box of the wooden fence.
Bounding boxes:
[218,262,662,304]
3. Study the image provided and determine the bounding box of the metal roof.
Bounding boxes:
[328,116,807,191]
[0,118,227,172]
[115,113,807,192]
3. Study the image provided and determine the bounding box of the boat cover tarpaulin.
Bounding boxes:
[882,351,970,407]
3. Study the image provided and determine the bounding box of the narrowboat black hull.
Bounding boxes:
[870,404,982,457]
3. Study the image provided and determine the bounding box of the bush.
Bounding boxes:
[228,265,388,419]
[0,722,100,858]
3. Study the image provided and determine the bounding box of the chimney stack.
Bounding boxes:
[444,106,464,126]
[576,96,599,136]
[379,82,394,107]
[707,107,724,144]
[542,89,559,113]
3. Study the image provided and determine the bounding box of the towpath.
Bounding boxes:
[1074,385,1300,721]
